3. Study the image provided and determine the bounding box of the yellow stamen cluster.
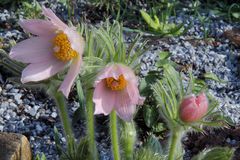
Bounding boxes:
[105,74,127,91]
[53,32,77,61]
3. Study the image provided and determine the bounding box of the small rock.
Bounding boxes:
[0,125,4,131]
[223,28,240,47]
[29,108,37,117]
[226,138,231,143]
[14,93,22,105]
[36,124,43,133]
[5,84,13,90]
[1,102,9,109]
[0,132,32,160]
[5,114,11,120]
[51,112,58,118]
[9,102,17,109]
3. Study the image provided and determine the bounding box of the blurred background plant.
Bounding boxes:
[204,0,240,22]
[17,0,42,19]
[140,9,185,37]
[35,153,47,160]
[0,0,28,8]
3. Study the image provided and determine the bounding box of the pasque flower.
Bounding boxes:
[179,93,208,122]
[10,6,84,98]
[93,63,145,121]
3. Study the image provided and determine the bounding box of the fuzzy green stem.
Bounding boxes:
[53,91,73,142]
[120,121,136,160]
[168,128,181,160]
[110,111,121,160]
[86,91,98,160]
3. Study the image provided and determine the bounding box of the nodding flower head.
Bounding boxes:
[179,93,208,123]
[9,6,85,98]
[93,63,145,121]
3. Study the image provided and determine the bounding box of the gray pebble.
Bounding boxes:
[51,112,58,118]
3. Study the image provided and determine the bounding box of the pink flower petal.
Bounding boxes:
[114,90,136,121]
[93,81,115,115]
[118,64,138,84]
[19,19,57,36]
[10,37,54,63]
[119,64,145,105]
[196,93,208,118]
[21,57,66,83]
[179,93,208,122]
[58,55,82,98]
[126,82,145,105]
[64,27,85,54]
[180,104,198,122]
[93,63,144,121]
[95,64,124,85]
[42,6,67,30]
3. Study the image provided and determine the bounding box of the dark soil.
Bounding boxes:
[183,127,240,160]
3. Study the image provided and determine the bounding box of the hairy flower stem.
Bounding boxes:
[120,121,136,160]
[110,111,121,160]
[86,91,98,160]
[168,127,182,160]
[53,91,74,143]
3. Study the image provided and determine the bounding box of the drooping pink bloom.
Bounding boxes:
[93,63,145,121]
[9,6,84,98]
[179,93,208,123]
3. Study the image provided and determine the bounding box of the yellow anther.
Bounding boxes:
[105,74,127,91]
[53,32,78,61]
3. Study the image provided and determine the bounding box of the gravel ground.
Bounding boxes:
[1,0,240,159]
[140,13,240,124]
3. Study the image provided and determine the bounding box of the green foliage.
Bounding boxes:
[143,134,163,155]
[142,105,166,134]
[152,65,183,125]
[228,3,240,21]
[80,21,148,89]
[88,0,170,22]
[197,13,210,39]
[0,49,24,77]
[54,127,91,160]
[134,135,166,160]
[151,64,229,129]
[0,0,28,6]
[192,147,235,160]
[89,0,122,20]
[72,77,86,124]
[139,51,172,134]
[16,0,42,19]
[140,10,185,37]
[140,51,173,96]
[140,71,162,96]
[134,148,166,160]
[151,123,166,133]
[143,106,160,128]
[206,1,240,22]
[155,51,176,68]
[35,153,47,160]
[203,72,226,83]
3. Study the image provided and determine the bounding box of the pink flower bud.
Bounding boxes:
[179,93,208,122]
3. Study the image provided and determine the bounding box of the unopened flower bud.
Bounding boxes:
[179,93,208,122]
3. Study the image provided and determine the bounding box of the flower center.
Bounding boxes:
[53,32,78,61]
[105,74,127,91]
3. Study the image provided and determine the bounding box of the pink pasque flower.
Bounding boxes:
[9,6,84,98]
[93,63,145,121]
[179,93,208,123]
